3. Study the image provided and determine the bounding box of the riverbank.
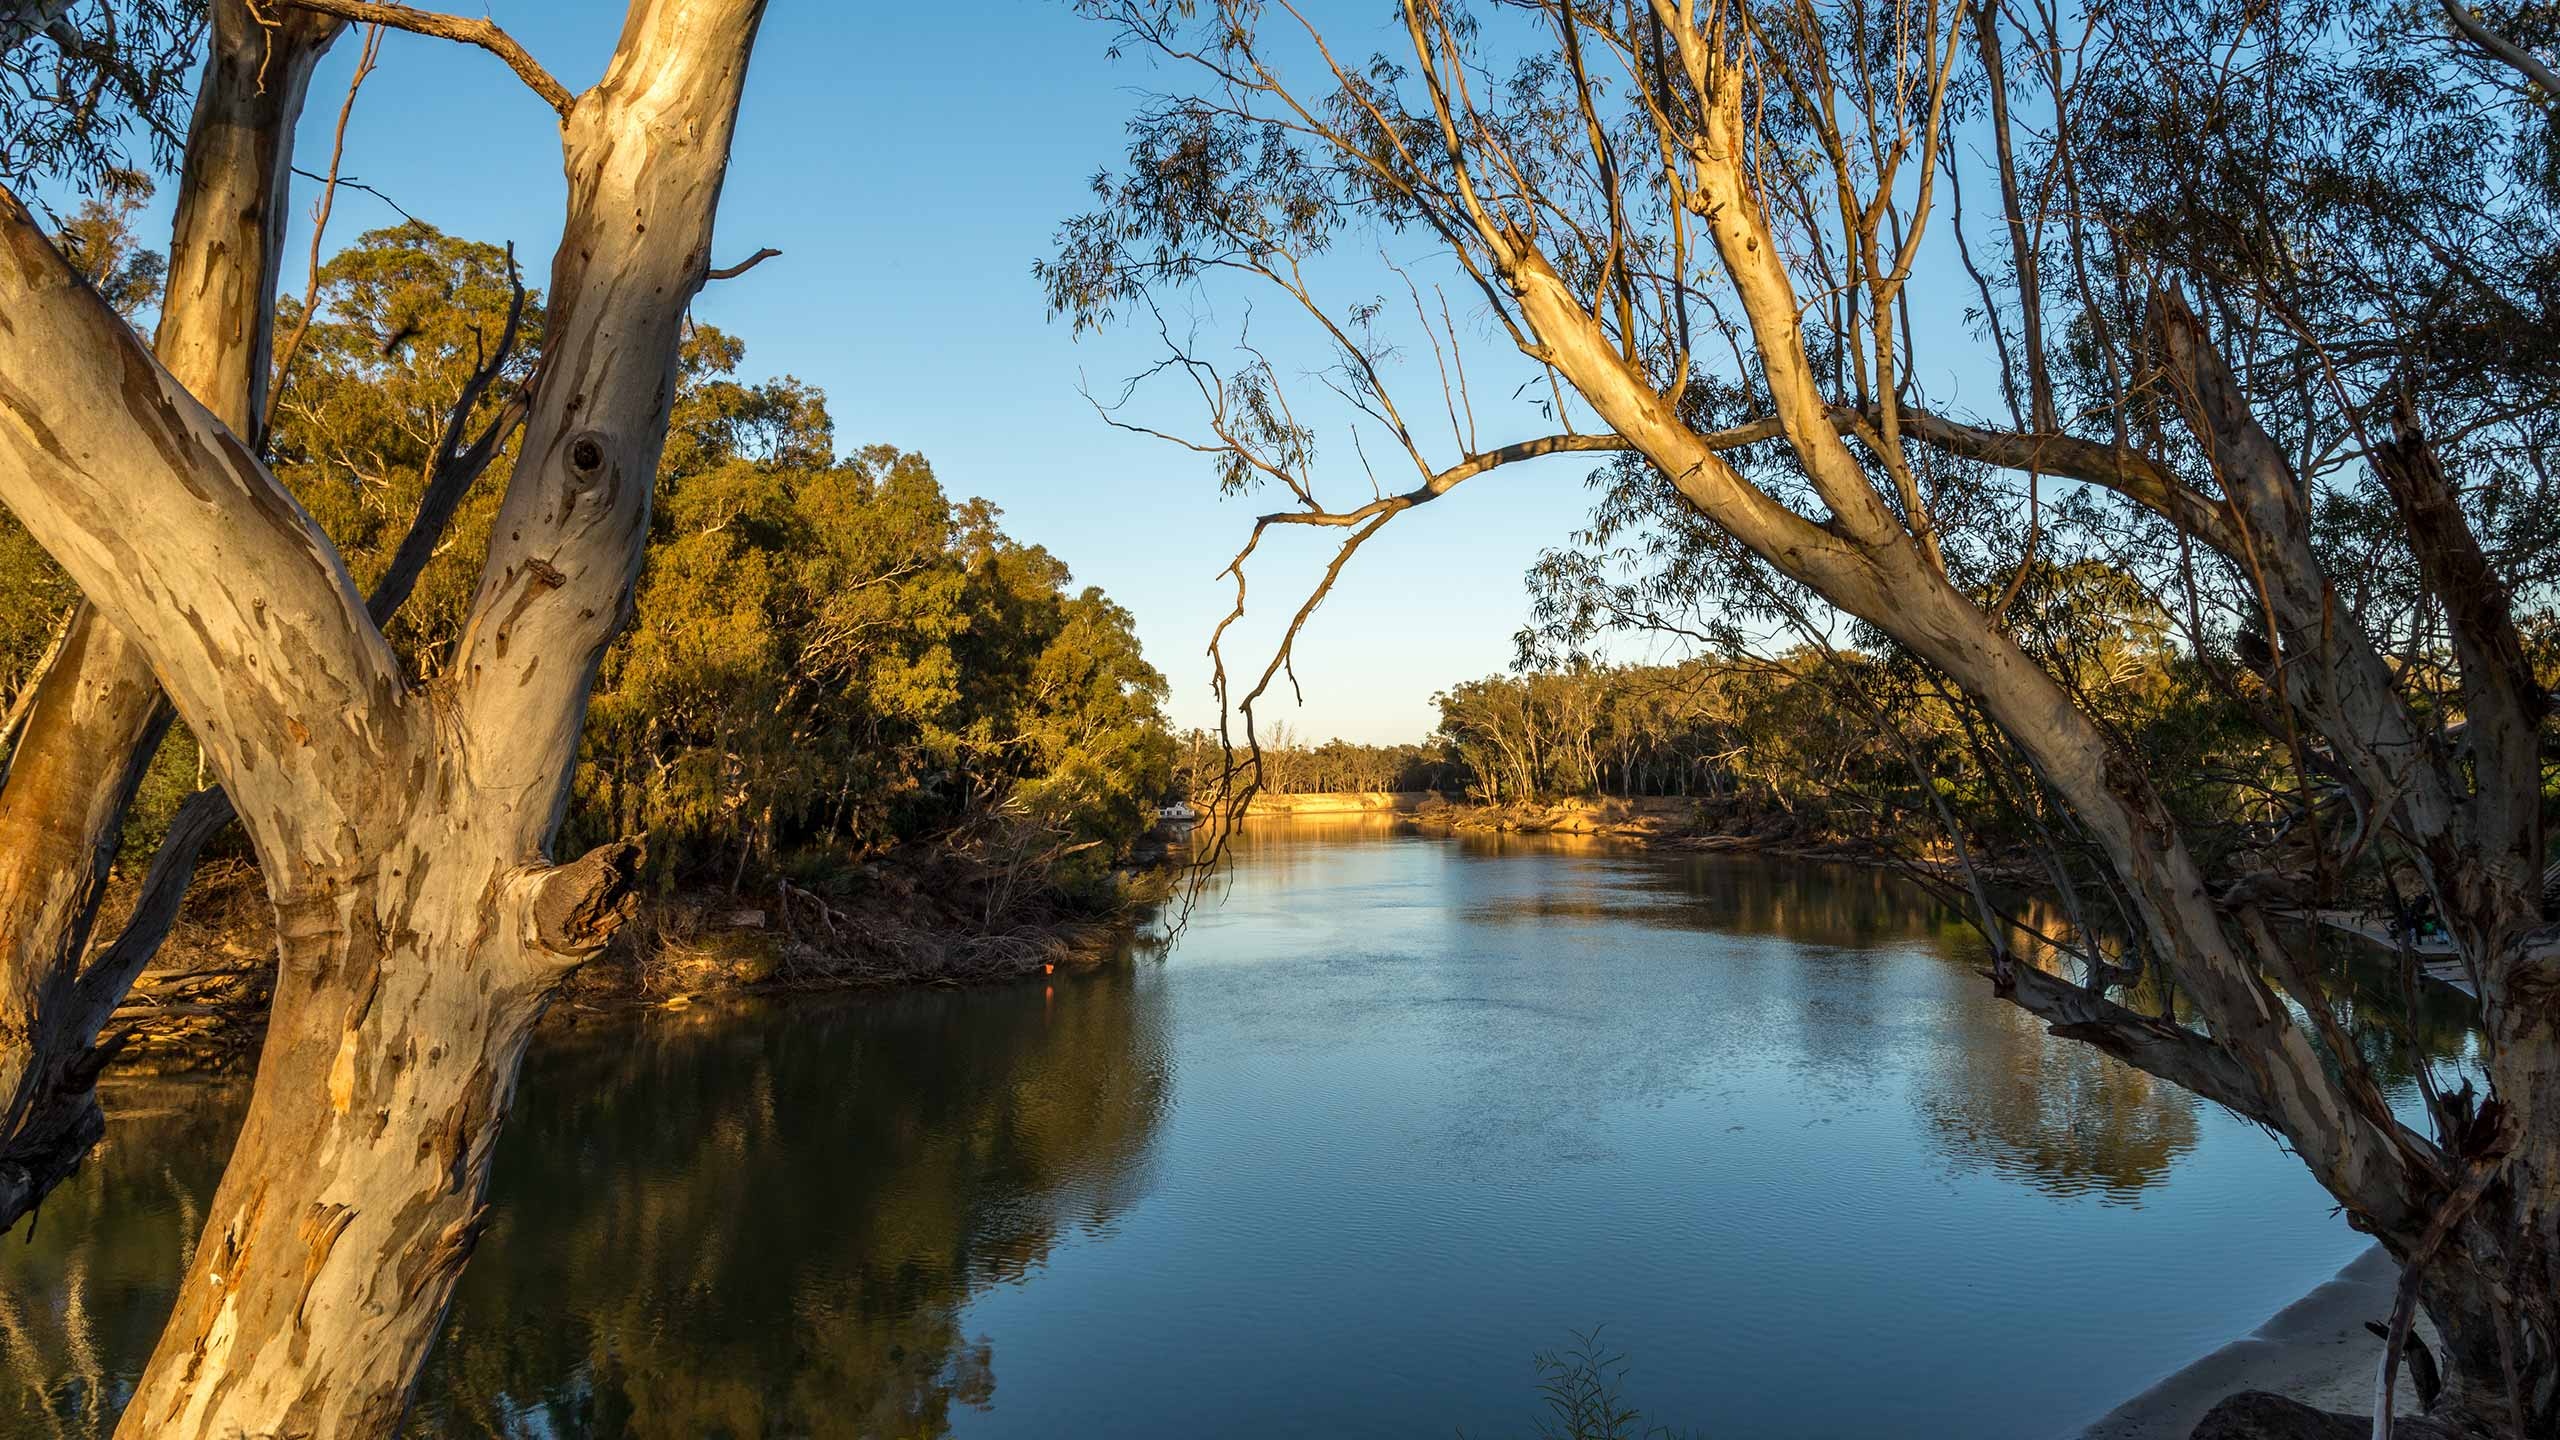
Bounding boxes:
[2079,1246,2426,1438]
[99,843,1169,1073]
[1228,789,1971,868]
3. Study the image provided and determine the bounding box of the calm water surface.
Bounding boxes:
[0,823,2429,1438]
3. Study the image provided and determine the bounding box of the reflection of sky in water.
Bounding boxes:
[0,820,2458,1439]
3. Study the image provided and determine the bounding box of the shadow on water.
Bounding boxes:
[0,969,1173,1439]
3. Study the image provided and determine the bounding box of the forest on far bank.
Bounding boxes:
[0,190,1176,924]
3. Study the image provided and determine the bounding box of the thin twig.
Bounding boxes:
[264,21,382,446]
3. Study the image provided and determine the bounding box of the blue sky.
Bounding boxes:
[42,0,1665,745]
[43,2,2011,743]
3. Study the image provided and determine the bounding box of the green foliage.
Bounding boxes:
[52,168,164,319]
[261,220,1175,900]
[571,430,1173,895]
[267,220,541,670]
[3,217,1172,914]
[0,1,203,189]
[0,509,74,732]
[1177,722,1462,797]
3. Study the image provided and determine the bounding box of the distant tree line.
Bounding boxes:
[1182,648,2164,837]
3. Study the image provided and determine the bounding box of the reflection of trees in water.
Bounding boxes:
[0,971,1168,1440]
[2269,928,2482,1098]
[1646,853,1952,945]
[1459,844,1966,945]
[1912,994,2202,1204]
[1441,844,2210,1203]
[1907,903,2202,1203]
[1910,904,2484,1205]
[0,1078,242,1437]
[409,970,1171,1438]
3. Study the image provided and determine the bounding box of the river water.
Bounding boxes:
[0,821,2459,1438]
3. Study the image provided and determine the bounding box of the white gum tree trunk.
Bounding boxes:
[0,0,343,1233]
[0,0,767,1430]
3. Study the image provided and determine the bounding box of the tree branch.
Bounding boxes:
[270,0,575,115]
[449,0,767,857]
[703,246,779,282]
[2438,0,2560,98]
[369,249,529,625]
[1894,407,2247,559]
[2369,406,2546,828]
[1999,963,2280,1130]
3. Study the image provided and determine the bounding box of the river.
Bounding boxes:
[0,820,2466,1438]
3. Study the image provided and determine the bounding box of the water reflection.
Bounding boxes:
[1913,991,2202,1204]
[1443,837,2207,1202]
[0,970,1171,1439]
[413,972,1171,1437]
[0,825,2475,1440]
[0,1079,234,1434]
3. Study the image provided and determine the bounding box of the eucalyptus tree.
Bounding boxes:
[0,0,203,185]
[0,0,534,1246]
[1053,0,2560,1430]
[0,0,769,1431]
[0,0,346,1243]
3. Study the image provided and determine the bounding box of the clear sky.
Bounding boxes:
[43,2,2013,743]
[42,1,1691,745]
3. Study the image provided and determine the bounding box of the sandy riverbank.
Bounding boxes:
[2078,1246,2427,1438]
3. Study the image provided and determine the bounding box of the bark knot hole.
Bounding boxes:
[568,432,607,480]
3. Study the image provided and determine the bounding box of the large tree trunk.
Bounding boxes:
[0,3,770,1430]
[2421,986,2560,1434]
[112,827,637,1436]
[1475,24,2549,1432]
[0,0,340,1232]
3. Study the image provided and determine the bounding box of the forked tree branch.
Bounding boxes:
[77,254,534,1017]
[270,0,575,114]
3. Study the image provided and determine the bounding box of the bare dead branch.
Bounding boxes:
[369,244,530,626]
[268,0,574,115]
[265,20,382,446]
[704,246,780,281]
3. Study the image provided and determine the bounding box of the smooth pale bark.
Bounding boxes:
[0,0,341,1232]
[0,0,763,1430]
